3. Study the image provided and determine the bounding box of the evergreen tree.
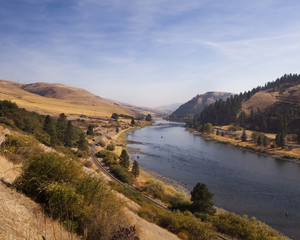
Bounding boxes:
[191,182,215,214]
[44,115,57,146]
[120,149,130,170]
[263,135,268,147]
[239,111,246,127]
[131,118,135,125]
[275,132,285,148]
[132,160,140,178]
[64,120,74,147]
[241,129,247,142]
[145,114,152,121]
[86,125,94,135]
[56,113,67,143]
[257,135,263,145]
[111,113,119,120]
[279,133,285,148]
[77,132,88,151]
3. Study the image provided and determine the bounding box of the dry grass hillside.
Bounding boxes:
[241,83,300,115]
[0,79,135,117]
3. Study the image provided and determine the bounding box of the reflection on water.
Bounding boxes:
[127,119,300,239]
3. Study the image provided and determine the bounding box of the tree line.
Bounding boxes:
[0,100,88,151]
[189,74,300,135]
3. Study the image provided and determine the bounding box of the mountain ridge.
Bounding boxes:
[170,91,234,120]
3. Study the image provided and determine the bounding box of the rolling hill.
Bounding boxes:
[0,79,137,118]
[241,80,300,115]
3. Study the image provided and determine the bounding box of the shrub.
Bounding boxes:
[228,125,242,132]
[96,140,106,147]
[203,123,213,134]
[14,153,81,203]
[84,161,93,168]
[96,150,118,166]
[14,152,129,239]
[213,212,288,240]
[142,179,189,207]
[110,166,133,184]
[106,143,115,151]
[1,134,40,159]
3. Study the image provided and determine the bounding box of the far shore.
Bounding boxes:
[188,128,300,164]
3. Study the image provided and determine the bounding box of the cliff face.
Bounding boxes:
[170,92,233,119]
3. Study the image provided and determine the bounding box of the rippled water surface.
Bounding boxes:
[127,119,300,239]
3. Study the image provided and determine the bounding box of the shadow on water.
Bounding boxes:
[127,119,300,239]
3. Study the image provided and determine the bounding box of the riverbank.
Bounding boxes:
[117,123,192,198]
[188,128,300,164]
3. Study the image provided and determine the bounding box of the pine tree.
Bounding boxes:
[77,132,88,151]
[263,135,268,147]
[257,135,263,145]
[191,182,215,214]
[86,125,94,135]
[132,160,140,178]
[44,115,57,146]
[64,120,74,147]
[241,129,247,142]
[120,149,130,170]
[145,114,152,121]
[56,113,67,144]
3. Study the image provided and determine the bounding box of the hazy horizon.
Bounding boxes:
[1,1,300,107]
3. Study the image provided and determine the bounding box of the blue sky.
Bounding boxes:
[1,0,300,107]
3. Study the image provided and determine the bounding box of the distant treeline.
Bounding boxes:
[189,74,300,133]
[0,100,88,150]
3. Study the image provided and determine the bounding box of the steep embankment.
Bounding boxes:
[0,79,135,117]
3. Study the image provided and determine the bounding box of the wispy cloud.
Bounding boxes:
[1,0,300,106]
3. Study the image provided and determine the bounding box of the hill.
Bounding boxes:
[106,99,169,117]
[0,79,136,117]
[193,74,300,133]
[155,103,183,113]
[170,92,233,120]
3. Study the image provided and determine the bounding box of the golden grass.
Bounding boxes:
[0,79,134,117]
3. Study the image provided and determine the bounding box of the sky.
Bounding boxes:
[0,0,300,108]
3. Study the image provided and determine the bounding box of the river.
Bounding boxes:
[127,119,300,239]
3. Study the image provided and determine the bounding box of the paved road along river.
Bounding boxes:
[127,119,300,239]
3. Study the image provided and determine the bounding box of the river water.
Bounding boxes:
[127,119,300,239]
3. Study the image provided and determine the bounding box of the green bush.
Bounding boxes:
[213,212,289,240]
[106,143,115,151]
[110,166,133,184]
[96,140,106,147]
[96,150,118,166]
[138,208,217,240]
[1,134,41,161]
[14,153,81,203]
[228,125,242,132]
[14,152,128,239]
